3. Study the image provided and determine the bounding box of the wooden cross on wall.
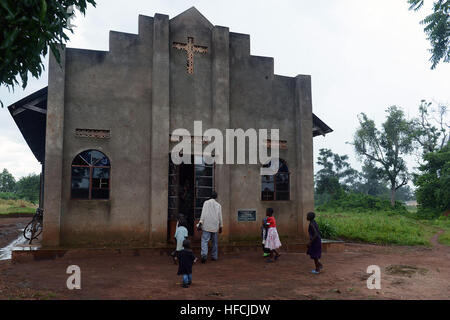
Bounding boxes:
[173,37,208,74]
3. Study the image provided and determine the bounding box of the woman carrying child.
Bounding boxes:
[264,208,282,262]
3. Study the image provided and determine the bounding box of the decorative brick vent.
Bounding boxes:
[266,139,287,149]
[75,129,110,139]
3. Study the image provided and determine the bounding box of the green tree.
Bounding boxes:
[0,168,16,192]
[315,148,358,199]
[414,141,450,216]
[351,161,390,198]
[0,0,96,107]
[408,0,450,69]
[353,106,414,207]
[16,173,40,203]
[410,100,449,156]
[395,185,415,201]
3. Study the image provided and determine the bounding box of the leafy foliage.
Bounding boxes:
[316,219,338,239]
[408,0,450,69]
[316,209,438,246]
[353,106,414,206]
[410,100,449,156]
[15,173,40,203]
[0,192,18,200]
[315,148,358,199]
[0,168,15,192]
[0,169,40,203]
[395,185,416,201]
[316,192,408,214]
[350,161,389,196]
[414,141,450,217]
[0,0,96,107]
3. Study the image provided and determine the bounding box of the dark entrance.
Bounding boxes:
[168,155,214,240]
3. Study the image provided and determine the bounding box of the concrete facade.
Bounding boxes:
[42,7,322,247]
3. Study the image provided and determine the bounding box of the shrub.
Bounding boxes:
[316,219,338,240]
[413,207,442,220]
[0,192,20,200]
[414,142,450,217]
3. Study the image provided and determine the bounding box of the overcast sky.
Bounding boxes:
[0,0,449,179]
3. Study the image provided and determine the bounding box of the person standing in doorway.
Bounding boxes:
[180,180,194,235]
[197,191,222,263]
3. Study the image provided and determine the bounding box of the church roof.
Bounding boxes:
[7,87,47,163]
[312,113,333,137]
[170,6,214,29]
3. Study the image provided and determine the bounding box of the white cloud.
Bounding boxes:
[0,136,41,179]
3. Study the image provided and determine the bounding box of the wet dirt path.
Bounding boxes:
[0,239,449,300]
[0,218,30,260]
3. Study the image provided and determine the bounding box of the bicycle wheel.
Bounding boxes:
[23,221,34,240]
[33,221,43,239]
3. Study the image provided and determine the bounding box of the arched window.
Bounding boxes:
[261,159,290,201]
[71,150,111,200]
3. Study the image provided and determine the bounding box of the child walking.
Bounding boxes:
[177,239,197,288]
[306,212,323,274]
[264,208,282,262]
[261,216,271,257]
[171,216,188,264]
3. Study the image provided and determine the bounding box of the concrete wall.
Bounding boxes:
[54,16,154,247]
[227,33,303,241]
[42,8,314,247]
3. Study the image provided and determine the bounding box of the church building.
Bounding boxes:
[8,7,332,247]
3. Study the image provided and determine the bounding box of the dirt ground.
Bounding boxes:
[0,218,449,300]
[0,217,29,248]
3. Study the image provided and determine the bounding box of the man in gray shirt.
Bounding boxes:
[197,192,223,263]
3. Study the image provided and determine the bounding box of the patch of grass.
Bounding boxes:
[423,216,450,245]
[406,206,418,214]
[0,199,37,215]
[437,231,450,245]
[316,210,439,246]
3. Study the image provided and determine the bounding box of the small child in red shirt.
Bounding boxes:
[264,208,282,262]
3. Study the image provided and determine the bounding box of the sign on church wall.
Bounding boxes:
[237,209,257,222]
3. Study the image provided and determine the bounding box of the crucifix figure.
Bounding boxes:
[173,37,208,74]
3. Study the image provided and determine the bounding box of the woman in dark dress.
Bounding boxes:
[306,212,323,274]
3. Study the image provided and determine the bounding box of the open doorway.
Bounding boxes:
[179,163,195,235]
[167,155,214,241]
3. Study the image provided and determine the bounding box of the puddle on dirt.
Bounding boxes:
[385,265,428,277]
[0,229,28,261]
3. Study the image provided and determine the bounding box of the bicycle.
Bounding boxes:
[23,208,43,244]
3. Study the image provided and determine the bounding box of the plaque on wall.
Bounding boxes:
[237,209,257,222]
